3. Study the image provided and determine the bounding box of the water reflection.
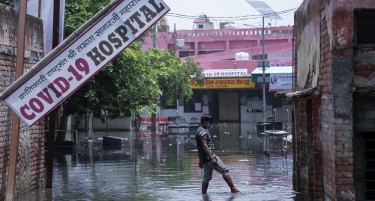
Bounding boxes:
[16,123,296,201]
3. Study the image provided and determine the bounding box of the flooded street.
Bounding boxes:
[17,124,296,201]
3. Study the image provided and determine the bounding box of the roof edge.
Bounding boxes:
[282,87,320,100]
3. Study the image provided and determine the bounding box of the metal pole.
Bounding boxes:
[151,24,157,132]
[46,0,61,187]
[262,16,266,122]
[6,0,27,200]
[261,16,267,153]
[38,0,42,18]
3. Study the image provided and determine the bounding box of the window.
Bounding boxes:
[179,51,190,57]
[252,54,268,60]
[355,9,375,45]
[184,91,205,112]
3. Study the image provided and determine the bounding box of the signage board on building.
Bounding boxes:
[191,78,255,89]
[3,0,170,126]
[202,69,251,78]
[269,73,293,91]
[251,66,292,84]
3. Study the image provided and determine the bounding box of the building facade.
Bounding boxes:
[142,16,294,137]
[290,0,375,200]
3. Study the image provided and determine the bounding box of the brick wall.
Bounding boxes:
[319,6,337,200]
[293,100,309,198]
[292,0,367,200]
[329,3,355,201]
[0,3,45,199]
[311,94,322,200]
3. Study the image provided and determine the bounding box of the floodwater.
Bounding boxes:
[16,124,297,201]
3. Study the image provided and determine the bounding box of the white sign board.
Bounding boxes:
[202,69,251,78]
[4,0,170,126]
[269,73,293,92]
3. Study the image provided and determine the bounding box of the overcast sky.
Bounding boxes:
[162,0,304,30]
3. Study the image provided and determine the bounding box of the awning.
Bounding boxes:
[251,66,293,74]
[283,87,319,100]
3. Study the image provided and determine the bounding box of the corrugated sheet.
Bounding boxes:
[251,66,293,74]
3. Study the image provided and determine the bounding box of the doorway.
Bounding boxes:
[217,92,240,149]
[218,92,239,122]
[353,95,375,200]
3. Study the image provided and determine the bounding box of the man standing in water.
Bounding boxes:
[195,114,240,194]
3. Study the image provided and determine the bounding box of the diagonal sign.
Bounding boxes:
[2,0,170,126]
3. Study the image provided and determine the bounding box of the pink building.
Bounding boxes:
[142,22,293,72]
[141,16,294,138]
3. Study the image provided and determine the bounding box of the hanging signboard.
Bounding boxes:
[3,0,170,126]
[202,69,251,78]
[269,73,293,91]
[190,78,255,89]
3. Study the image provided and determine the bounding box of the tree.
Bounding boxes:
[65,0,110,37]
[148,48,203,107]
[64,43,162,120]
[0,0,12,6]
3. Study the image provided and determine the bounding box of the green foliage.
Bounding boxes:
[65,0,110,37]
[148,49,203,107]
[0,0,12,6]
[63,46,160,121]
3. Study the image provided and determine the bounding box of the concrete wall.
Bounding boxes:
[0,4,45,198]
[293,0,375,200]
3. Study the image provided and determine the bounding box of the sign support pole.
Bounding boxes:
[261,16,268,153]
[46,0,61,188]
[6,0,27,200]
[262,16,266,123]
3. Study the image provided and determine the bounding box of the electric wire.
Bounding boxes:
[167,8,296,19]
[166,7,297,29]
[166,7,297,21]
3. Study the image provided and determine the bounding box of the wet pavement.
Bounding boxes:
[16,124,297,201]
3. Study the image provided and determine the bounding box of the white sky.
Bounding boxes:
[162,0,304,30]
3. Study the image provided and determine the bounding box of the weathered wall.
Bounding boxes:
[294,1,335,200]
[294,0,375,199]
[292,0,375,200]
[0,3,45,199]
